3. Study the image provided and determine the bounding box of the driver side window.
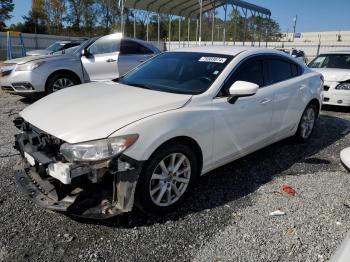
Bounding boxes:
[88,35,120,55]
[220,57,264,96]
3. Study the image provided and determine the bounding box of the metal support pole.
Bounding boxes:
[233,5,238,45]
[211,6,215,45]
[223,2,227,45]
[266,15,270,47]
[196,19,199,45]
[120,0,124,33]
[179,18,181,48]
[133,10,136,38]
[168,16,172,50]
[251,11,256,46]
[187,18,190,46]
[146,12,149,41]
[198,0,203,45]
[157,14,160,47]
[243,8,248,46]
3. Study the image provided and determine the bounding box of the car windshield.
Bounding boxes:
[46,43,66,52]
[53,45,79,55]
[308,54,350,69]
[118,52,233,95]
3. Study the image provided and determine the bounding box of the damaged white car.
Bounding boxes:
[13,46,322,218]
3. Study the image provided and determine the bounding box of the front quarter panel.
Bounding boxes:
[109,101,214,174]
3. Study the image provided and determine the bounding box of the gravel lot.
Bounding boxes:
[1,91,350,262]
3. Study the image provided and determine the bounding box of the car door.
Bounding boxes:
[266,57,305,139]
[118,39,155,76]
[81,34,120,81]
[211,56,275,166]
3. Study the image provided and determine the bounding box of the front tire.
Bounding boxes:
[295,104,317,143]
[45,74,78,94]
[135,143,198,214]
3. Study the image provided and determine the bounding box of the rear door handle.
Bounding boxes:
[260,98,272,105]
[106,58,117,62]
[139,60,145,63]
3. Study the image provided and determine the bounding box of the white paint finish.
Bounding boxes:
[228,81,259,96]
[20,82,191,143]
[19,46,323,176]
[340,148,350,170]
[313,67,350,106]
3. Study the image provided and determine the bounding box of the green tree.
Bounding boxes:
[0,0,15,30]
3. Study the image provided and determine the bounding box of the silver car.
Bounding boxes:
[0,34,160,95]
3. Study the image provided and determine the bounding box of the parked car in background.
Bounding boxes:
[13,46,322,218]
[308,51,350,106]
[0,34,160,95]
[26,40,83,56]
[276,48,308,64]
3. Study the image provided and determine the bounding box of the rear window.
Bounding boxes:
[267,59,293,84]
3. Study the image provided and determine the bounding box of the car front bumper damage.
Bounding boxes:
[13,127,144,219]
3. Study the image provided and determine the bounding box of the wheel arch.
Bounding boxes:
[146,136,204,175]
[45,69,82,89]
[307,98,321,117]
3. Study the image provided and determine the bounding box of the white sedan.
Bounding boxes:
[13,46,323,218]
[308,51,350,106]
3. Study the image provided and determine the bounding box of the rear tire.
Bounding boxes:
[135,143,198,215]
[294,104,317,143]
[45,74,79,94]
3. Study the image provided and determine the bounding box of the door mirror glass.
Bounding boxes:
[229,81,259,97]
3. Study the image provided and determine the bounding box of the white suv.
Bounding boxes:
[13,46,323,218]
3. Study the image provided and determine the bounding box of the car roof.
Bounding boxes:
[171,45,287,56]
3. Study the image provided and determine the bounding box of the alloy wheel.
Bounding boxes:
[300,107,316,139]
[52,77,74,92]
[149,153,191,207]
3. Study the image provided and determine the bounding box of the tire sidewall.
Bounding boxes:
[135,143,198,214]
[46,74,78,94]
[296,104,317,143]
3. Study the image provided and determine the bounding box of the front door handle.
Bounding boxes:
[299,84,307,91]
[106,58,117,62]
[260,98,272,105]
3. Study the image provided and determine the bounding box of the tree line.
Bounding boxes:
[0,0,282,42]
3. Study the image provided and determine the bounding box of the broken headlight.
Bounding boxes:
[335,83,350,90]
[60,134,139,162]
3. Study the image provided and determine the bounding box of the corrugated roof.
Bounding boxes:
[124,0,271,17]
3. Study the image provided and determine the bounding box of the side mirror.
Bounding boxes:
[81,49,91,57]
[229,81,259,98]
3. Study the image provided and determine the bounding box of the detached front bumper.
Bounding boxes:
[14,131,144,219]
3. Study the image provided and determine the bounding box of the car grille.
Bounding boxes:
[323,85,330,91]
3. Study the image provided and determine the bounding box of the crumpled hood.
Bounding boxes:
[4,54,68,65]
[312,68,350,82]
[20,82,192,143]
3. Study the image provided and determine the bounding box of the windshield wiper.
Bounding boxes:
[124,82,151,90]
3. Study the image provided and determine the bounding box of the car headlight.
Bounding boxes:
[335,83,350,90]
[60,134,139,162]
[16,61,45,71]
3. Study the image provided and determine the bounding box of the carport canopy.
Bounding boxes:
[123,0,271,17]
[120,0,271,47]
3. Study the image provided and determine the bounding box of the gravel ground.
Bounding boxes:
[1,91,350,262]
